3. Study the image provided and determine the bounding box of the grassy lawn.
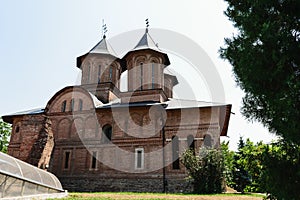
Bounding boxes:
[50,192,265,200]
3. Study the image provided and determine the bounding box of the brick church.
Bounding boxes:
[3,26,231,192]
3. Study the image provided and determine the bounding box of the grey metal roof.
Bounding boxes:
[124,29,170,66]
[5,108,44,116]
[165,98,227,109]
[88,36,118,57]
[96,98,227,109]
[133,29,161,51]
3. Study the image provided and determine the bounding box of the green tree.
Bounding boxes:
[220,0,300,144]
[261,139,300,200]
[232,137,251,193]
[181,148,225,194]
[221,141,235,188]
[0,117,11,153]
[239,139,266,193]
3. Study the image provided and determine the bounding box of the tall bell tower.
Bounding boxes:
[121,22,177,103]
[76,28,125,103]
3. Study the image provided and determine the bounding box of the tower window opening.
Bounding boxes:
[70,98,75,111]
[78,99,83,111]
[109,67,113,81]
[98,65,101,83]
[140,63,143,90]
[151,63,155,89]
[87,64,91,82]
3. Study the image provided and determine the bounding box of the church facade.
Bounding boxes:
[3,27,231,192]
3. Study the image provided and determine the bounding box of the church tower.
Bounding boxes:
[122,26,175,103]
[76,33,125,103]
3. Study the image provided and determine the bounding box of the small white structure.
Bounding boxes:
[0,152,67,199]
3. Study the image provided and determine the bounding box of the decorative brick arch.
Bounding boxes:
[57,118,71,139]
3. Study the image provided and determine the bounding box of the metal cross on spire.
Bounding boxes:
[145,18,149,33]
[102,19,108,38]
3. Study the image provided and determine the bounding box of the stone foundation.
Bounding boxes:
[60,177,192,193]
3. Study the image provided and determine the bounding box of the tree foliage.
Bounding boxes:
[0,117,11,153]
[261,139,300,200]
[181,148,225,194]
[220,0,300,144]
[221,141,235,187]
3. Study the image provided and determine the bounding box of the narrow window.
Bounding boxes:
[98,65,101,83]
[102,124,112,143]
[91,151,97,169]
[70,98,75,111]
[172,136,180,169]
[64,151,70,169]
[187,135,195,151]
[152,63,155,89]
[140,63,143,90]
[78,99,83,111]
[124,119,128,135]
[61,100,67,112]
[135,148,144,169]
[109,67,113,81]
[87,64,91,82]
[15,126,20,133]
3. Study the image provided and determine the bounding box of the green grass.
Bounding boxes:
[48,192,265,200]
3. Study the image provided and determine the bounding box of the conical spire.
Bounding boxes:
[88,36,118,57]
[133,29,160,51]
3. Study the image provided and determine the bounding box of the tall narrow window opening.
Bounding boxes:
[91,151,97,169]
[140,63,143,90]
[102,124,112,143]
[172,136,180,169]
[87,64,91,82]
[152,63,155,89]
[70,98,75,111]
[109,67,113,81]
[61,100,67,112]
[64,151,70,169]
[135,148,144,169]
[78,99,83,111]
[98,65,101,83]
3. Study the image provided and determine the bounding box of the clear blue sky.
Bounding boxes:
[0,0,277,150]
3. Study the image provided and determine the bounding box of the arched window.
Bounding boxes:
[187,135,195,151]
[61,100,67,112]
[78,99,83,111]
[109,67,113,81]
[70,98,75,111]
[140,63,143,90]
[15,126,20,133]
[102,124,112,143]
[203,134,212,148]
[172,136,180,169]
[98,65,101,83]
[86,63,91,82]
[151,63,155,89]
